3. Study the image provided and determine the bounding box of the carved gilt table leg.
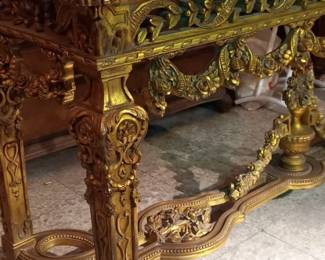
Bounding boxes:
[70,65,148,260]
[0,34,97,260]
[0,46,34,259]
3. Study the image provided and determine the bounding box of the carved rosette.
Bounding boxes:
[70,105,148,260]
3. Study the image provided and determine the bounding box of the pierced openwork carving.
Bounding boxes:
[144,207,213,243]
[0,0,324,57]
[133,0,315,45]
[0,34,75,186]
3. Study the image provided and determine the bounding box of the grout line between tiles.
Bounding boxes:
[211,230,262,259]
[261,229,322,260]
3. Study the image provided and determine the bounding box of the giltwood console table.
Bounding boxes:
[1,1,325,260]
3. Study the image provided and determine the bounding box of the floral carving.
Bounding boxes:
[148,29,297,116]
[104,108,148,191]
[144,207,213,243]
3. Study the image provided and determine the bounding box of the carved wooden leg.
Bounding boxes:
[70,66,148,260]
[0,63,34,259]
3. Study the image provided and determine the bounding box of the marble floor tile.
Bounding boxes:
[246,185,325,260]
[203,231,319,260]
[141,105,278,200]
[28,155,89,229]
[197,221,260,259]
[139,164,182,210]
[29,183,90,233]
[27,147,87,197]
[32,195,91,233]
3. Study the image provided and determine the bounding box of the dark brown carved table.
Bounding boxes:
[1,1,325,260]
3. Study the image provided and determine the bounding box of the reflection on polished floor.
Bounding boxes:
[2,100,325,260]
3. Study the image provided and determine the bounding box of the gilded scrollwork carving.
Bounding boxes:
[309,101,325,140]
[279,67,316,171]
[104,107,148,191]
[0,37,30,258]
[148,56,222,116]
[22,50,76,104]
[284,24,325,153]
[311,36,325,58]
[130,0,182,45]
[0,46,24,129]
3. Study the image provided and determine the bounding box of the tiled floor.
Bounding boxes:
[2,98,325,259]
